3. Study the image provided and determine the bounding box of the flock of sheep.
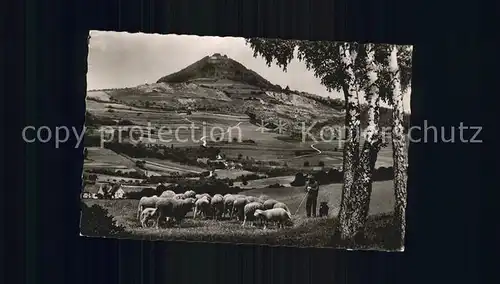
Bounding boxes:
[137,190,294,230]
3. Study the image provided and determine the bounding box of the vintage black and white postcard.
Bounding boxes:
[81,31,412,251]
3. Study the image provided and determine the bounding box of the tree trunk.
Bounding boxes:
[388,46,408,248]
[349,94,382,239]
[336,44,361,241]
[343,45,382,240]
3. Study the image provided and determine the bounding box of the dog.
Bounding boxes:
[318,202,329,217]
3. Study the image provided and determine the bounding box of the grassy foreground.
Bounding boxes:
[82,197,400,250]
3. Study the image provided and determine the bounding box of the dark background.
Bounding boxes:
[2,0,489,283]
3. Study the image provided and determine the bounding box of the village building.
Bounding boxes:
[112,186,125,199]
[108,183,125,199]
[81,183,104,199]
[80,183,127,199]
[97,184,107,197]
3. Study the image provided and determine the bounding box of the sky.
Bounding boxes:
[87,30,411,112]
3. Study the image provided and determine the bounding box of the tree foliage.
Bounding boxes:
[247,38,411,104]
[373,44,413,104]
[80,203,127,237]
[247,39,354,92]
[247,38,412,243]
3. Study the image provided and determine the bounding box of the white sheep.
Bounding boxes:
[245,196,260,203]
[160,190,176,198]
[210,194,224,220]
[173,193,186,199]
[140,208,157,228]
[184,190,196,198]
[137,195,159,220]
[242,202,264,226]
[183,197,196,204]
[272,202,290,213]
[223,195,236,218]
[232,197,249,221]
[195,193,212,202]
[254,208,293,229]
[263,199,279,210]
[223,194,233,204]
[258,194,271,202]
[193,197,211,219]
[154,197,195,228]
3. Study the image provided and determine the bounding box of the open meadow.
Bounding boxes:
[84,147,137,170]
[82,180,396,249]
[232,176,296,189]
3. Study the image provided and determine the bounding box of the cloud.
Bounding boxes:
[87,30,411,112]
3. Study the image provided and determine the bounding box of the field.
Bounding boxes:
[85,147,136,169]
[212,169,256,179]
[82,180,396,248]
[95,174,144,183]
[139,158,205,174]
[85,94,399,174]
[86,91,112,102]
[232,176,296,189]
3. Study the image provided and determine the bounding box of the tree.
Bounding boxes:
[386,45,412,247]
[247,39,411,244]
[342,44,386,239]
[346,44,411,244]
[80,203,127,237]
[247,39,363,241]
[341,44,411,242]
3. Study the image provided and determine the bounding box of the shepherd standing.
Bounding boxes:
[304,174,320,217]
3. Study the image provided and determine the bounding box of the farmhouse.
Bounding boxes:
[112,186,125,199]
[81,183,127,199]
[115,184,151,198]
[97,184,107,197]
[109,183,125,199]
[81,184,102,199]
[205,154,230,169]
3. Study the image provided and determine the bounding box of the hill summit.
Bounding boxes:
[88,52,410,136]
[156,53,276,89]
